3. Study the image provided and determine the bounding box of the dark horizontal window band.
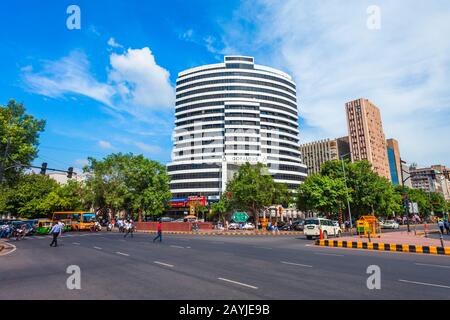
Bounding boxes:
[168,163,221,172]
[176,101,224,114]
[177,78,296,96]
[269,164,308,174]
[225,57,254,62]
[177,67,225,80]
[176,93,297,109]
[259,103,297,116]
[170,182,221,189]
[273,173,306,182]
[176,86,297,104]
[176,71,296,90]
[260,117,298,129]
[260,111,297,122]
[170,172,221,180]
[176,109,223,120]
[177,116,224,127]
[225,105,260,111]
[225,63,254,69]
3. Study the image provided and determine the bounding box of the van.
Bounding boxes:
[304,218,342,240]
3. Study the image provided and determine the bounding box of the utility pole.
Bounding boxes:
[340,152,353,235]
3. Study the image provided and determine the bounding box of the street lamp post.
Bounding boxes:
[340,152,353,235]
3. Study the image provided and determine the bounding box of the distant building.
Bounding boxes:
[300,137,350,175]
[410,165,450,200]
[401,163,412,188]
[48,172,84,185]
[386,138,402,185]
[345,98,391,181]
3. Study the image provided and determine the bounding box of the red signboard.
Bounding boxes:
[187,196,207,206]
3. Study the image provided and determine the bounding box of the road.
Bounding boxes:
[1,231,449,300]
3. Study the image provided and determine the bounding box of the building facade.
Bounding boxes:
[300,136,350,175]
[168,56,307,200]
[345,98,391,180]
[386,138,402,185]
[410,165,450,200]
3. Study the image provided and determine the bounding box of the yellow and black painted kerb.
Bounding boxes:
[316,239,450,255]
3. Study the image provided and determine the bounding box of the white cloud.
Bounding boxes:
[108,47,175,109]
[222,0,450,166]
[134,142,162,154]
[98,140,114,149]
[23,51,115,106]
[22,46,175,123]
[107,37,123,48]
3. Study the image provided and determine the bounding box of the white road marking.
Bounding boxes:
[315,253,345,257]
[281,261,313,268]
[218,278,258,289]
[93,246,102,250]
[116,252,129,257]
[72,242,80,245]
[414,263,450,269]
[186,246,191,249]
[170,245,184,249]
[154,261,174,267]
[399,279,450,289]
[254,246,273,250]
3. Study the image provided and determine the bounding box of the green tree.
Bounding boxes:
[209,195,232,224]
[225,162,278,223]
[0,100,45,185]
[296,174,350,219]
[83,153,171,220]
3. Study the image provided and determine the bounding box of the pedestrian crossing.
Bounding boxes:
[23,233,105,240]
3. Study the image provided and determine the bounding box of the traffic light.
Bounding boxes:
[67,167,74,179]
[40,162,48,175]
[402,195,410,213]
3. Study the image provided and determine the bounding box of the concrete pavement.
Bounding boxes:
[1,232,449,299]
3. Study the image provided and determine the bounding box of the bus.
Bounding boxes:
[52,212,96,231]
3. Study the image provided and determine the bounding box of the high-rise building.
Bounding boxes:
[300,136,350,175]
[386,138,402,185]
[345,98,391,180]
[410,165,450,200]
[168,56,307,200]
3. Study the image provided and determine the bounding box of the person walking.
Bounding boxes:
[438,219,445,234]
[444,220,450,235]
[124,220,134,238]
[153,219,162,242]
[49,222,62,247]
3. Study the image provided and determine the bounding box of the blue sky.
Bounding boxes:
[1,0,449,172]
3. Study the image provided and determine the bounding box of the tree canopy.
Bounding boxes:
[0,100,45,185]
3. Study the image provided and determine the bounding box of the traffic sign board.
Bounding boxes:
[231,212,249,223]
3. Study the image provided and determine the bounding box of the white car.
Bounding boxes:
[228,223,240,230]
[242,223,255,230]
[380,220,399,229]
[304,218,342,240]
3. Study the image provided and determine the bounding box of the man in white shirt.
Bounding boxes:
[49,222,63,247]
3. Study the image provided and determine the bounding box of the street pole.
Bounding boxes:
[341,156,353,235]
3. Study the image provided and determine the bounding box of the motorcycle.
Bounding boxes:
[106,223,113,231]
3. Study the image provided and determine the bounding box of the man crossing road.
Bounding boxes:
[49,222,62,247]
[153,219,162,242]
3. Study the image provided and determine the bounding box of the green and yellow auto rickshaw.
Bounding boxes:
[35,219,53,235]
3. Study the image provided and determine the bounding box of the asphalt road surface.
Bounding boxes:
[1,231,449,300]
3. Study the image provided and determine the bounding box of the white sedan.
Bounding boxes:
[242,223,255,230]
[380,220,400,229]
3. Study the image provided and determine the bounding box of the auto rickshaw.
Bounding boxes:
[35,219,53,235]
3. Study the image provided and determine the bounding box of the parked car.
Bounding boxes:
[380,220,399,229]
[160,217,174,222]
[242,223,255,230]
[303,218,342,240]
[228,223,240,230]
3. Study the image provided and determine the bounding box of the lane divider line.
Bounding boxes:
[116,252,129,256]
[414,263,450,269]
[72,242,80,245]
[281,261,313,268]
[399,279,450,289]
[93,246,102,250]
[217,277,258,289]
[154,261,174,267]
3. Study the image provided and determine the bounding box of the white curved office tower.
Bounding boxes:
[168,56,307,200]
